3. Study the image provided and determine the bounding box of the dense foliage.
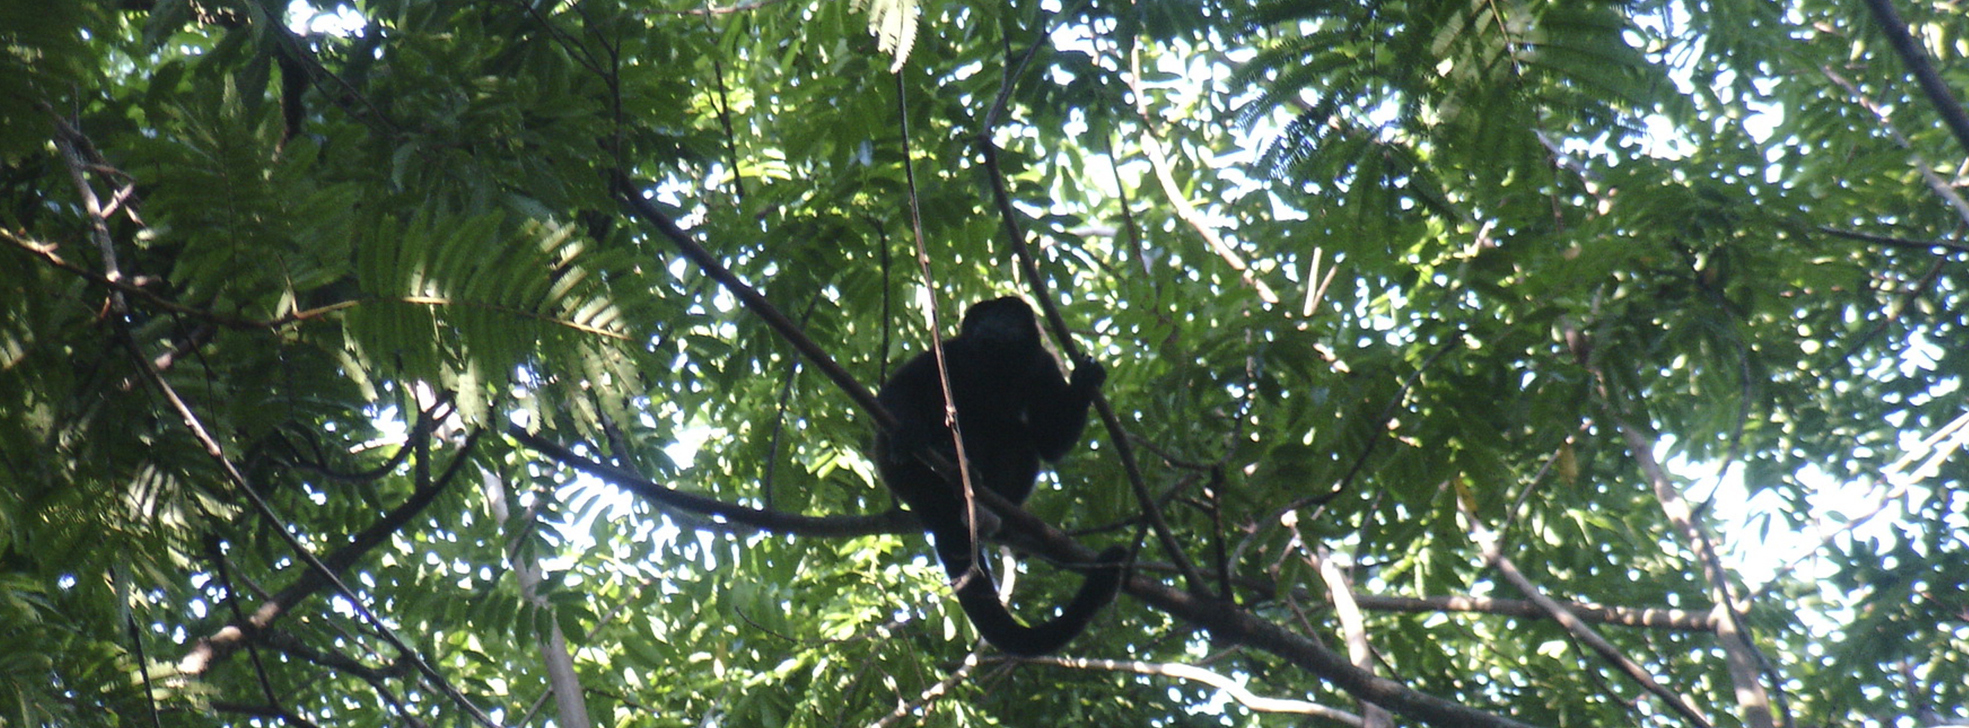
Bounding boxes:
[2,0,1966,726]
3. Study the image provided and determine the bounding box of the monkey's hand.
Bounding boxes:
[1069,357,1107,391]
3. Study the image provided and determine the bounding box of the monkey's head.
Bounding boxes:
[958,297,1040,349]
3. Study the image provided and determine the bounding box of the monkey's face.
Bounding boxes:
[958,297,1040,349]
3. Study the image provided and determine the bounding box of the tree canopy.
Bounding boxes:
[3,0,1966,726]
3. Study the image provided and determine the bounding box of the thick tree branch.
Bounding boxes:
[484,469,592,728]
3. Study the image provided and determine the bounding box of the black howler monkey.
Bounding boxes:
[875,296,1126,656]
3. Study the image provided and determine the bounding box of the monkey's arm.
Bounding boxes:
[1028,355,1105,462]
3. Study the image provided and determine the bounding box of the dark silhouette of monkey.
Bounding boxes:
[875,297,1126,656]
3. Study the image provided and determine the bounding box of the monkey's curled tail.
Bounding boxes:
[939,540,1129,657]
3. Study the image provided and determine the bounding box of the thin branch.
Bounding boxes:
[1102,134,1154,283]
[510,425,911,537]
[1016,655,1363,723]
[1821,65,1969,227]
[609,171,890,426]
[49,113,128,315]
[1123,49,1278,305]
[1481,535,1711,728]
[977,140,1194,588]
[504,0,608,79]
[1207,468,1233,600]
[705,12,746,202]
[6,230,630,339]
[869,653,982,728]
[1313,548,1390,728]
[259,631,412,682]
[118,571,165,728]
[210,539,285,717]
[172,426,493,728]
[1858,0,1969,156]
[1590,378,1776,728]
[761,293,823,509]
[252,4,400,136]
[1816,225,1969,254]
[1350,593,1712,631]
[973,33,1199,591]
[983,28,1046,134]
[304,295,630,339]
[894,70,989,576]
